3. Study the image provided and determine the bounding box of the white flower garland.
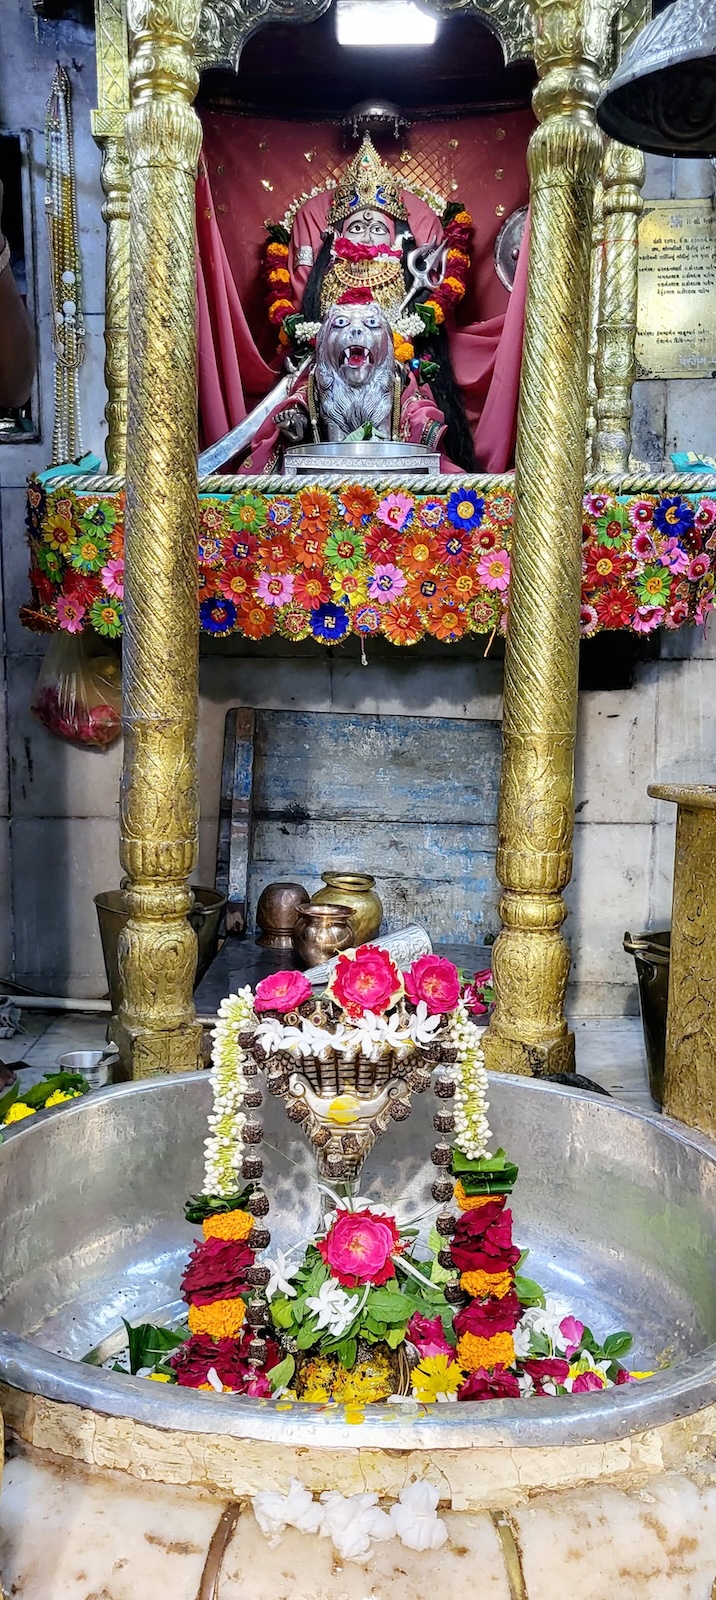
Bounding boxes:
[204,988,256,1196]
[449,999,491,1160]
[393,310,424,340]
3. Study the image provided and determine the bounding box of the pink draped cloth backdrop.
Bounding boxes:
[196,111,532,471]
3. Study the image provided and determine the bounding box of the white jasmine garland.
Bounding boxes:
[294,319,321,343]
[393,311,424,339]
[449,999,492,1160]
[204,987,255,1196]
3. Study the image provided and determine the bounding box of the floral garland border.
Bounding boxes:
[23,479,716,645]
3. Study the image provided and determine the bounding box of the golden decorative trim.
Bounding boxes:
[594,137,645,473]
[586,177,604,469]
[491,1512,527,1600]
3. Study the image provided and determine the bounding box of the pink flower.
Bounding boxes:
[376,493,414,531]
[627,499,654,529]
[614,1367,635,1385]
[404,954,460,1015]
[631,530,658,564]
[523,1357,570,1389]
[584,493,611,517]
[695,497,716,529]
[571,1370,607,1393]
[318,1207,400,1287]
[659,537,689,574]
[664,599,690,629]
[463,985,488,1016]
[327,944,403,1017]
[632,604,664,633]
[246,1371,272,1397]
[256,571,295,607]
[558,1316,584,1357]
[579,604,599,637]
[101,556,124,598]
[254,970,312,1013]
[477,548,510,592]
[56,594,86,633]
[688,553,711,581]
[695,592,714,624]
[406,1312,453,1359]
[368,563,407,604]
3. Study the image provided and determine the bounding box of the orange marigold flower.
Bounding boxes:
[187,1296,246,1338]
[382,600,424,645]
[238,601,274,640]
[266,241,290,259]
[443,276,467,300]
[457,1330,515,1372]
[393,337,414,363]
[454,1182,506,1211]
[278,327,291,348]
[453,210,472,226]
[203,1209,254,1242]
[447,248,470,267]
[425,297,445,324]
[428,603,468,641]
[298,489,334,537]
[268,267,291,286]
[460,1269,514,1299]
[268,297,295,325]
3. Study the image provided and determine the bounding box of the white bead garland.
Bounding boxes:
[448,1000,491,1160]
[204,987,255,1196]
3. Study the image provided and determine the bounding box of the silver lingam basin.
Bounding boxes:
[1,1074,715,1456]
[283,441,441,474]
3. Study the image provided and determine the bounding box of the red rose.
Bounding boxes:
[523,1357,570,1390]
[171,1334,249,1389]
[454,1290,522,1339]
[450,1209,519,1275]
[458,1366,520,1402]
[453,1199,506,1240]
[333,239,400,264]
[180,1237,255,1306]
[317,1206,400,1287]
[254,970,312,1013]
[404,954,460,1015]
[327,945,403,1017]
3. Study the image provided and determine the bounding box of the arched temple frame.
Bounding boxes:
[81,0,716,1082]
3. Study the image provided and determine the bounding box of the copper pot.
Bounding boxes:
[293,903,354,967]
[310,871,382,944]
[256,882,310,948]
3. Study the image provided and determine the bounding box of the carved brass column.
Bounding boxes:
[586,179,604,468]
[594,138,646,472]
[483,0,617,1078]
[92,0,130,472]
[116,0,203,1078]
[648,785,716,1139]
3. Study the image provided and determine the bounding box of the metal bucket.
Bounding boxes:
[94,886,226,1017]
[623,929,670,1107]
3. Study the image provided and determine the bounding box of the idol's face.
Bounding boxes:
[340,207,393,248]
[322,302,392,388]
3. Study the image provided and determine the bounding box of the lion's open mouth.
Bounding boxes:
[341,345,371,368]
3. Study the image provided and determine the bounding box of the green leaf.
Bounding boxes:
[0,1083,19,1122]
[303,1260,328,1297]
[296,1320,320,1350]
[184,1188,250,1223]
[385,1325,405,1349]
[514,1275,546,1309]
[121,1320,186,1375]
[268,1355,295,1392]
[363,1316,388,1339]
[603,1331,633,1359]
[366,1290,414,1323]
[334,1337,357,1369]
[269,1296,295,1331]
[529,1331,551,1357]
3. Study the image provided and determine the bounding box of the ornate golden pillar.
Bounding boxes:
[585,178,604,469]
[483,0,617,1078]
[594,137,646,472]
[92,0,130,472]
[116,0,203,1078]
[648,785,716,1139]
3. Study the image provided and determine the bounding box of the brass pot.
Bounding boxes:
[293,903,354,967]
[310,871,382,944]
[256,882,310,948]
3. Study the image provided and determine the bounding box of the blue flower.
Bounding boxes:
[200,597,237,636]
[653,496,695,539]
[447,490,485,531]
[310,601,349,643]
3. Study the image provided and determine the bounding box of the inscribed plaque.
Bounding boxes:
[636,199,716,380]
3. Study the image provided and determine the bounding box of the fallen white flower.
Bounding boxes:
[253,1478,324,1544]
[319,1492,395,1563]
[389,1481,448,1552]
[264,1249,302,1302]
[305,1279,356,1337]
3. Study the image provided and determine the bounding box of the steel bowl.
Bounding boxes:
[1,1074,715,1450]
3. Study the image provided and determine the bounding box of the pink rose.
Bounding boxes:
[558,1315,584,1357]
[523,1357,570,1390]
[317,1207,400,1287]
[327,945,403,1017]
[406,1312,453,1359]
[571,1370,606,1393]
[246,1371,272,1397]
[404,954,460,1015]
[254,970,313,1013]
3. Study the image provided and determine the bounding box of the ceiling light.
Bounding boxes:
[336,0,439,49]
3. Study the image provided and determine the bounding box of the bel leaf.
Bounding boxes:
[268,1355,295,1392]
[514,1274,546,1309]
[603,1331,633,1359]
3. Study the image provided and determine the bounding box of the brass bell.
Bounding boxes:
[597,0,716,156]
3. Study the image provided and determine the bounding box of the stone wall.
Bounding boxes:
[1,0,715,1006]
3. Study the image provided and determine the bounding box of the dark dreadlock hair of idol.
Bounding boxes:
[302,237,477,472]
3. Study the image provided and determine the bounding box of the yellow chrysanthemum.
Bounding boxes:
[454,1182,504,1212]
[411,1354,464,1402]
[456,1331,515,1373]
[202,1209,254,1242]
[329,571,369,608]
[187,1297,246,1339]
[393,334,414,362]
[3,1102,36,1123]
[45,1089,81,1108]
[460,1268,514,1299]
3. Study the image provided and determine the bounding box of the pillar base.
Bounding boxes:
[115,1017,202,1080]
[482,1027,575,1078]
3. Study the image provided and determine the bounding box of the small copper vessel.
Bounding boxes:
[256,882,310,948]
[311,871,382,944]
[293,903,354,967]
